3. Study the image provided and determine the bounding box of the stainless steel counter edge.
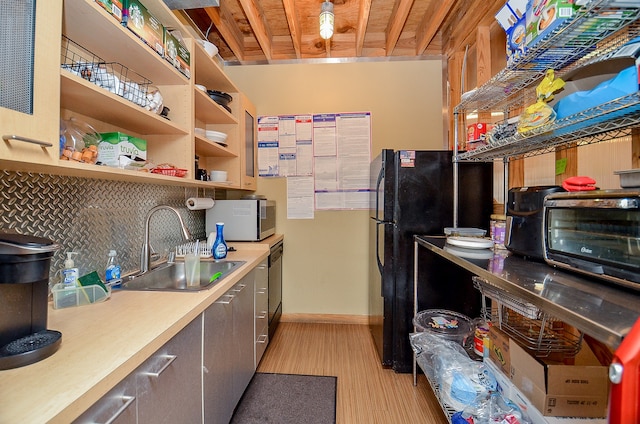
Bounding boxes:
[0,244,271,424]
[415,235,640,348]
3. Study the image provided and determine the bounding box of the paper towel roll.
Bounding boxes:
[186,197,215,210]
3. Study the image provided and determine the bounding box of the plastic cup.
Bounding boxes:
[184,249,201,287]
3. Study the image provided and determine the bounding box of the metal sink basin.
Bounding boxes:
[120,260,245,292]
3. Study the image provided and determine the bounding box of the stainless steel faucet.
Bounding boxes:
[140,205,192,273]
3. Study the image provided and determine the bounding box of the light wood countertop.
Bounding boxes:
[0,237,282,423]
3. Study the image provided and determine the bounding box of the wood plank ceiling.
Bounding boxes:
[176,0,506,64]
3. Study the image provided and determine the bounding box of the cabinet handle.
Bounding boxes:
[2,134,53,147]
[257,334,268,344]
[231,283,246,293]
[215,294,234,304]
[256,311,267,319]
[103,395,136,424]
[257,265,267,270]
[256,288,267,294]
[142,354,177,378]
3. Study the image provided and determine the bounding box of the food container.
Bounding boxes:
[210,170,227,182]
[413,309,474,346]
[614,169,640,188]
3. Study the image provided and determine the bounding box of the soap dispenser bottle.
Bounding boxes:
[105,250,122,288]
[212,222,228,260]
[62,252,79,287]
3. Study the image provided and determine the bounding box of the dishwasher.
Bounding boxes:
[268,240,283,339]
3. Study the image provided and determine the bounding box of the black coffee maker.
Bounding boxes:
[0,232,61,369]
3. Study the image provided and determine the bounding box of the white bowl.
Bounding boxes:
[194,127,206,137]
[210,170,227,182]
[195,84,207,92]
[196,40,218,58]
[205,130,228,143]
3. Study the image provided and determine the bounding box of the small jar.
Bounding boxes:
[490,214,506,249]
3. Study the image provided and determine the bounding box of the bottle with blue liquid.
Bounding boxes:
[211,222,228,260]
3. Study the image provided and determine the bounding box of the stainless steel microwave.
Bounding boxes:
[543,190,640,290]
[206,199,276,241]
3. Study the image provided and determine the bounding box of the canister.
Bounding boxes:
[490,214,506,249]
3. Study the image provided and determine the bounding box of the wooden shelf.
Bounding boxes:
[63,0,188,86]
[194,89,238,124]
[60,71,188,135]
[193,43,238,94]
[195,135,237,157]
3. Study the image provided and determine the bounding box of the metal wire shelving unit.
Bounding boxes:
[453,0,640,163]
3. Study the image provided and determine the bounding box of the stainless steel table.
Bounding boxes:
[411,236,640,421]
[414,236,640,348]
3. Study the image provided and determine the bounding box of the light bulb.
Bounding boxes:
[319,1,334,40]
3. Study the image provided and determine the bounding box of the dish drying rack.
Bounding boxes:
[472,276,583,358]
[175,241,211,258]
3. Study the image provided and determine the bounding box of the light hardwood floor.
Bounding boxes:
[257,321,448,424]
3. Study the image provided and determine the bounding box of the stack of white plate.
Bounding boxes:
[194,127,206,137]
[205,130,228,145]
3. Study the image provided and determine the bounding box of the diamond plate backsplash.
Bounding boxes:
[0,170,220,283]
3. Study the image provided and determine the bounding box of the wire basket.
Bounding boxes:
[150,167,188,178]
[60,35,152,108]
[473,277,583,358]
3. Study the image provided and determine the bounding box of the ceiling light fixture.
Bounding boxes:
[319,0,334,40]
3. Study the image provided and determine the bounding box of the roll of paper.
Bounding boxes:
[186,197,215,210]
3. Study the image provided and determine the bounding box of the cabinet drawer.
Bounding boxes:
[73,375,137,424]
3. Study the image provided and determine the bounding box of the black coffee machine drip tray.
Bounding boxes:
[0,330,62,370]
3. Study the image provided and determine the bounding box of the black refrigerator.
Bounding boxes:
[368,150,493,372]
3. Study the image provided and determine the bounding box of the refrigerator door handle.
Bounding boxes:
[375,160,385,221]
[375,220,384,275]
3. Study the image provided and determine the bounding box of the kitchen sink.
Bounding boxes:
[120,260,245,292]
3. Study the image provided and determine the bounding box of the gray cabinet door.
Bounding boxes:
[136,317,202,424]
[232,271,256,406]
[73,376,137,424]
[203,294,234,423]
[255,259,269,366]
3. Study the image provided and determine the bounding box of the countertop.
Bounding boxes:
[415,235,640,348]
[0,235,282,424]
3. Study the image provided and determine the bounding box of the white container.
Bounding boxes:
[210,170,227,182]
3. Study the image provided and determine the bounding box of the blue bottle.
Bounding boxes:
[212,222,228,260]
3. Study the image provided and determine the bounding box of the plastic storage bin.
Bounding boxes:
[51,283,110,309]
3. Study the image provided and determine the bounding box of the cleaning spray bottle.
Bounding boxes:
[62,252,79,287]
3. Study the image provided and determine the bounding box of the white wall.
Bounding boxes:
[227,60,443,317]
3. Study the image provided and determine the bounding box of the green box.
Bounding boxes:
[124,0,164,56]
[95,0,123,22]
[98,132,147,167]
[164,28,191,78]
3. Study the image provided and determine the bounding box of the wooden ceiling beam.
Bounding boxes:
[355,0,373,57]
[282,0,302,59]
[385,0,414,56]
[237,0,274,61]
[204,6,245,61]
[415,0,455,55]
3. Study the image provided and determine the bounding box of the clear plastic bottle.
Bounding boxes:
[212,222,228,260]
[105,250,122,288]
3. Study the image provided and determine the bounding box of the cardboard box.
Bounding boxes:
[163,29,191,78]
[488,325,511,376]
[95,0,123,22]
[124,0,164,56]
[495,0,528,65]
[525,0,580,48]
[509,338,609,417]
[98,132,147,167]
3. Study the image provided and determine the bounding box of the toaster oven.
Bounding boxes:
[543,190,640,290]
